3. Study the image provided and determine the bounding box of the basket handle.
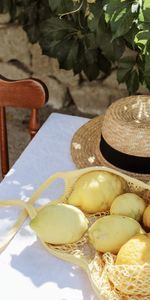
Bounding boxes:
[0,172,68,253]
[0,199,37,253]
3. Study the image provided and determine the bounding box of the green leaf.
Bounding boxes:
[83,49,100,80]
[144,40,150,77]
[134,30,150,53]
[124,23,139,49]
[117,68,130,83]
[110,4,138,39]
[98,52,111,74]
[126,69,139,94]
[117,56,136,83]
[83,61,100,81]
[39,16,80,71]
[62,39,79,70]
[104,0,125,18]
[96,21,125,61]
[87,1,103,31]
[138,0,150,23]
[84,33,97,49]
[145,76,150,90]
[50,39,79,73]
[137,55,145,83]
[40,17,77,42]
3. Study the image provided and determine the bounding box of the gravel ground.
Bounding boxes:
[0,105,95,181]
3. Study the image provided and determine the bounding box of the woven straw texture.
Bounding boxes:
[71,96,150,182]
[0,166,150,300]
[102,95,150,156]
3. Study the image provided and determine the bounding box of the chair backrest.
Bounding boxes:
[0,75,49,178]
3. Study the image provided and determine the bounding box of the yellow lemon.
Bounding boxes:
[116,233,150,265]
[67,171,127,213]
[110,193,146,221]
[143,205,150,229]
[88,215,143,254]
[30,203,88,244]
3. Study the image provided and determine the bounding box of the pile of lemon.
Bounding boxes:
[30,170,150,265]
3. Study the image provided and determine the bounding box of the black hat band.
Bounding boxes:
[100,135,150,174]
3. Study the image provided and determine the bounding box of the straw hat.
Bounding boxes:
[71,95,150,182]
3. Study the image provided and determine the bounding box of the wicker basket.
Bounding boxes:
[0,166,150,300]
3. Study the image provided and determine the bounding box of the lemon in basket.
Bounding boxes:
[110,193,146,221]
[116,233,150,264]
[143,204,150,229]
[107,234,150,297]
[88,215,144,254]
[30,203,89,244]
[67,171,127,213]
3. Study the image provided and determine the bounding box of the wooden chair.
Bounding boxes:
[0,75,49,178]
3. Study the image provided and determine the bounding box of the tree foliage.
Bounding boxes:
[1,0,150,93]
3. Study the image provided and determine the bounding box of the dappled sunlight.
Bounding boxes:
[72,142,81,150]
[35,197,53,207]
[1,173,65,204]
[22,184,34,191]
[9,180,20,185]
[0,176,66,248]
[88,156,96,164]
[19,191,30,201]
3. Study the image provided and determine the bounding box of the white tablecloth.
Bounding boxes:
[0,113,99,300]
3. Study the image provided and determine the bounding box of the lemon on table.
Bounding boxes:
[88,215,143,254]
[30,203,89,244]
[116,233,150,265]
[143,205,150,229]
[110,193,146,221]
[67,171,127,213]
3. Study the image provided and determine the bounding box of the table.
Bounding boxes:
[0,113,98,300]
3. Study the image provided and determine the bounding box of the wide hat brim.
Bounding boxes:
[70,115,150,182]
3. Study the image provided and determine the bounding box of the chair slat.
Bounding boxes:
[0,107,9,177]
[29,109,40,139]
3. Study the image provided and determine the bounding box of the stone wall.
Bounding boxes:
[0,14,136,115]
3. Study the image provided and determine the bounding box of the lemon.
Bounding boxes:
[30,203,89,244]
[67,171,127,213]
[88,215,142,254]
[143,205,150,228]
[116,233,150,265]
[110,193,146,221]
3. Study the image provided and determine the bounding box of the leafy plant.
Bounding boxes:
[0,0,150,93]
